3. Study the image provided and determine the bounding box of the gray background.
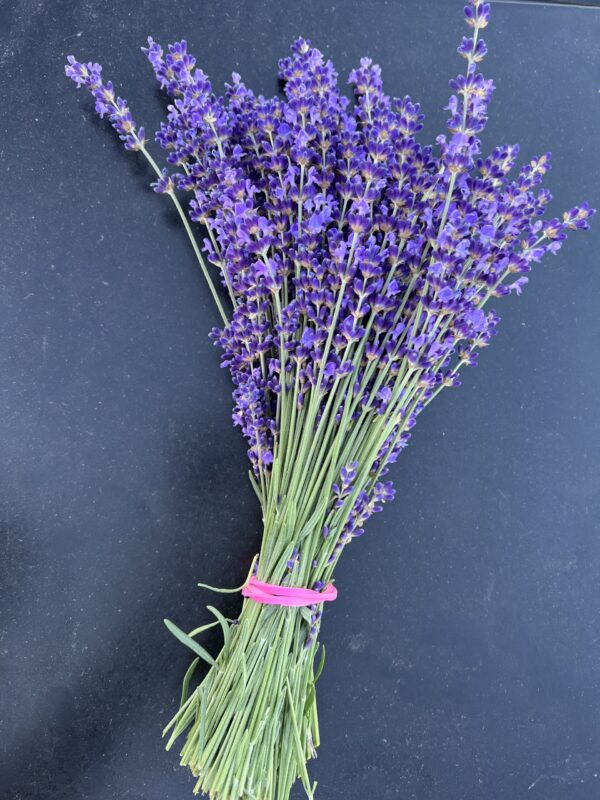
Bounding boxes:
[1,1,599,798]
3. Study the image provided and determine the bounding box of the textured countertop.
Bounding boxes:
[1,1,600,798]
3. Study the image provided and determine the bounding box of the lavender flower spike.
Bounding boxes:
[65,56,146,150]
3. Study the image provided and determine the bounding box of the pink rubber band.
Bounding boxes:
[241,576,337,607]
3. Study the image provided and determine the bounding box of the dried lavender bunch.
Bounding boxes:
[65,2,593,798]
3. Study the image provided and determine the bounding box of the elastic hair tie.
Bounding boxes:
[242,576,337,607]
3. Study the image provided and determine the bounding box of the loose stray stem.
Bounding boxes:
[139,145,229,325]
[104,98,229,325]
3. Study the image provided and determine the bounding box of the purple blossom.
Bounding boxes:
[65,56,146,151]
[66,0,593,580]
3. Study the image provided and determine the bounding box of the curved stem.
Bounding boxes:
[139,145,229,325]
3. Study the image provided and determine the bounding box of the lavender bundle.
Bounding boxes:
[65,2,593,798]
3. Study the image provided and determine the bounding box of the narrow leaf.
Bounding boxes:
[180,657,200,710]
[207,605,231,650]
[297,495,329,542]
[304,683,316,718]
[187,619,221,638]
[164,619,217,667]
[196,581,245,594]
[314,644,326,683]
[196,554,258,594]
[248,469,262,501]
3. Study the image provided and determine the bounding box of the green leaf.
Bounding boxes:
[248,469,262,501]
[305,645,326,717]
[196,581,245,594]
[314,644,326,683]
[207,605,231,650]
[187,619,222,638]
[196,554,258,595]
[164,619,217,667]
[300,607,313,626]
[297,495,329,542]
[168,701,196,749]
[304,683,316,718]
[162,690,195,737]
[180,657,200,710]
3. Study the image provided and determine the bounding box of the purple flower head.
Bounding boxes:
[65,56,146,151]
[151,169,175,194]
[65,56,102,89]
[65,0,593,589]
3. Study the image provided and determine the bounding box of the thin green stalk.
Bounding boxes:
[138,142,229,325]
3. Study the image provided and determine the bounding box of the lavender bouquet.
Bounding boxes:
[65,2,593,798]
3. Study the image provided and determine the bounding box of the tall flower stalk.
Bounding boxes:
[66,2,593,798]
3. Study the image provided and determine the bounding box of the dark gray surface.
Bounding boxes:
[1,1,599,798]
